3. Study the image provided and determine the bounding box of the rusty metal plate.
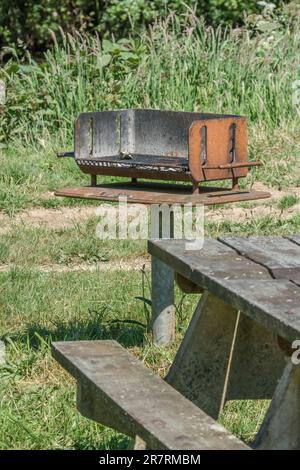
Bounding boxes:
[55,182,270,205]
[75,109,239,160]
[189,117,248,183]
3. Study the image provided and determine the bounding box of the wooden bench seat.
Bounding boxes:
[52,340,249,450]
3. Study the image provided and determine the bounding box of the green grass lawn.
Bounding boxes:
[1,209,300,449]
[0,268,193,449]
[0,221,147,266]
[0,265,270,449]
[1,8,300,450]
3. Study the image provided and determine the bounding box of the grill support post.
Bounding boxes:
[0,340,5,365]
[151,256,175,345]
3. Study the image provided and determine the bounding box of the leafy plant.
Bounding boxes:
[1,4,300,148]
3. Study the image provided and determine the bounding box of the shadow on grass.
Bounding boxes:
[5,308,147,351]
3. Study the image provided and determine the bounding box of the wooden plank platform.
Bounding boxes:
[52,340,249,450]
[55,182,270,205]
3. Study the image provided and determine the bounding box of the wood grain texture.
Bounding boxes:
[148,237,300,341]
[52,340,249,450]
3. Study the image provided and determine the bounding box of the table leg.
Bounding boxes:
[166,291,239,419]
[151,256,175,345]
[0,340,5,365]
[166,290,286,420]
[225,313,285,401]
[254,362,300,449]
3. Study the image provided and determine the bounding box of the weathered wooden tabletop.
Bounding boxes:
[148,236,300,343]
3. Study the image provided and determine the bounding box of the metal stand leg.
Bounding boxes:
[232,177,239,191]
[151,256,175,345]
[91,174,97,186]
[192,182,199,194]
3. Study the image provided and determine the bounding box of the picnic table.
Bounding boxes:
[52,235,300,449]
[149,235,300,449]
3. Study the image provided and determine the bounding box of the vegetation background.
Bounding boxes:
[0,1,283,52]
[0,0,300,450]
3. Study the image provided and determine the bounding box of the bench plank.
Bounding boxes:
[52,340,249,450]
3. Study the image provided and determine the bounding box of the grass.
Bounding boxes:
[219,400,269,443]
[0,264,273,449]
[0,267,196,449]
[278,194,299,210]
[1,210,300,449]
[0,220,146,266]
[206,212,300,237]
[1,6,300,451]
[1,211,300,268]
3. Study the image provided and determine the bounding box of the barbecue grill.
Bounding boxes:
[56,109,270,204]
